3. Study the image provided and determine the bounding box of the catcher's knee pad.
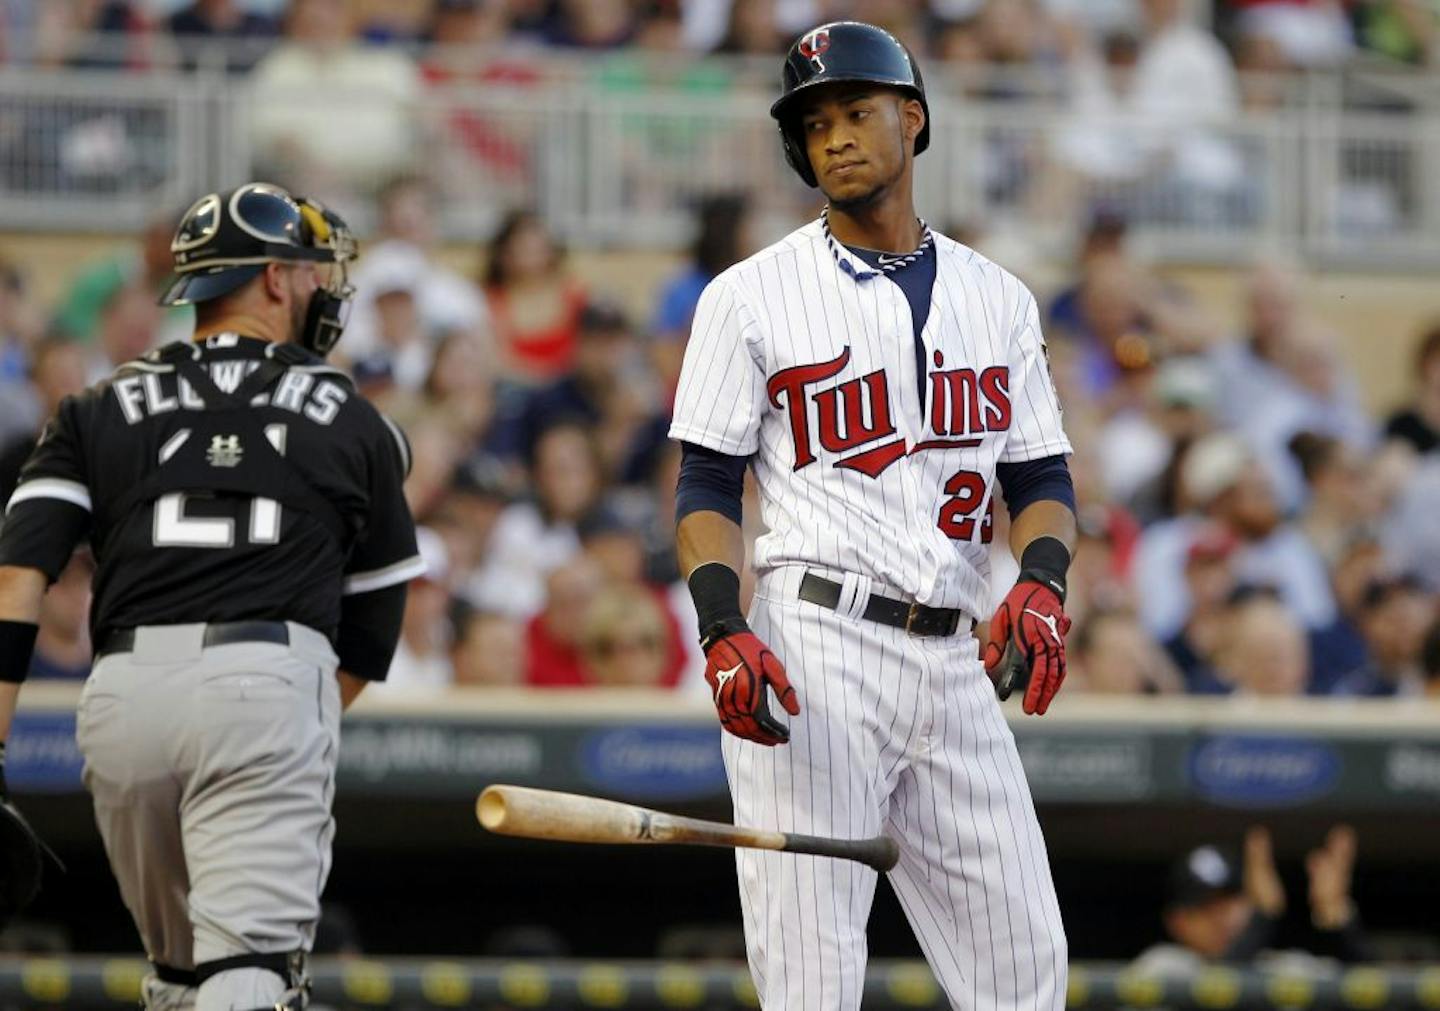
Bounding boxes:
[142,964,197,1011]
[195,951,308,1010]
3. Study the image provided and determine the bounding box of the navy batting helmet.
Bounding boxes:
[770,21,930,188]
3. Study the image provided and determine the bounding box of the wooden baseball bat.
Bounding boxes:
[477,785,900,872]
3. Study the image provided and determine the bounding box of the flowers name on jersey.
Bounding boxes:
[766,346,1010,477]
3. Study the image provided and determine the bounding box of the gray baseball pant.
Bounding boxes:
[76,623,341,1011]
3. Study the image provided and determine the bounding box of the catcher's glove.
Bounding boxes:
[0,744,61,932]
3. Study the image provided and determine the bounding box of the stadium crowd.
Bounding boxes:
[0,170,1437,701]
[0,0,1436,701]
[4,0,1437,71]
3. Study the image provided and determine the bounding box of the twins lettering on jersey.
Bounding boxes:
[766,346,1011,477]
[111,363,349,427]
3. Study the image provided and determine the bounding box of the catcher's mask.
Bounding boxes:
[160,182,358,357]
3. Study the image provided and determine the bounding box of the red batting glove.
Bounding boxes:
[983,580,1072,715]
[703,626,801,746]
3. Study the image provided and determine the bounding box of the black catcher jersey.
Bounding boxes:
[0,334,422,640]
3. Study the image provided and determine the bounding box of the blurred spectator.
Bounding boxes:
[398,415,466,518]
[0,257,42,442]
[1383,322,1440,455]
[342,174,491,369]
[650,193,752,392]
[525,557,603,686]
[1070,606,1182,694]
[1058,0,1242,200]
[1135,433,1336,640]
[715,0,785,54]
[1161,524,1239,693]
[683,0,824,52]
[0,337,89,503]
[1123,357,1221,522]
[354,274,432,393]
[431,456,514,583]
[545,0,640,48]
[1097,355,1220,512]
[1060,501,1142,627]
[249,0,422,199]
[1211,264,1373,510]
[1423,618,1440,698]
[1308,529,1385,693]
[493,297,666,482]
[1214,590,1311,697]
[383,527,454,691]
[1331,574,1436,697]
[577,503,690,685]
[1227,0,1355,69]
[419,327,499,445]
[52,209,190,347]
[577,583,674,687]
[29,551,92,680]
[1047,247,1159,407]
[1134,824,1369,972]
[89,282,162,383]
[1358,0,1440,65]
[1382,454,1440,595]
[467,421,599,618]
[33,0,145,70]
[483,210,588,384]
[167,0,277,71]
[419,0,542,196]
[1287,431,1376,567]
[452,606,526,687]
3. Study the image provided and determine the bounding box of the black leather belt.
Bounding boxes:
[96,620,290,659]
[798,572,972,637]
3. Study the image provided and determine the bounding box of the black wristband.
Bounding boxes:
[1017,536,1071,603]
[0,621,39,685]
[686,562,749,648]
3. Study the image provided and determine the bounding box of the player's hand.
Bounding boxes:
[703,625,800,746]
[983,579,1071,715]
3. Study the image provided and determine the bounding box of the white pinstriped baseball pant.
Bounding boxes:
[725,567,1067,1010]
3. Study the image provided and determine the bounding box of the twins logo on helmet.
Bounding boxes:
[798,28,830,70]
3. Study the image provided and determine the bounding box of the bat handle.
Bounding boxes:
[993,640,1028,702]
[782,832,901,872]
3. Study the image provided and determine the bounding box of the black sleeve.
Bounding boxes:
[336,582,407,681]
[341,411,422,597]
[995,454,1076,517]
[675,441,748,527]
[0,399,92,582]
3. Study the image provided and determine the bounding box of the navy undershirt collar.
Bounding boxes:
[828,211,938,406]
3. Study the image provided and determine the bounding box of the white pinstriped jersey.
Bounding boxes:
[669,218,1071,620]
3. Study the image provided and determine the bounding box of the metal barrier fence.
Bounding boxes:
[0,64,1436,266]
[0,957,1437,1009]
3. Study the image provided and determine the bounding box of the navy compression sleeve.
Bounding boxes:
[675,442,748,527]
[996,455,1076,516]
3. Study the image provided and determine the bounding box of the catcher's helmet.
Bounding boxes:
[770,21,930,188]
[160,182,358,356]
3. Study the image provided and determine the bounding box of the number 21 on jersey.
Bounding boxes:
[152,425,287,548]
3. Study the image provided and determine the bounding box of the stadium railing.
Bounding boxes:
[0,57,1437,266]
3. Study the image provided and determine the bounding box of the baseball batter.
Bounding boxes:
[0,184,419,1011]
[671,23,1074,1010]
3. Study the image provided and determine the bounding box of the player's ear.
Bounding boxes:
[261,261,290,304]
[901,98,925,147]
